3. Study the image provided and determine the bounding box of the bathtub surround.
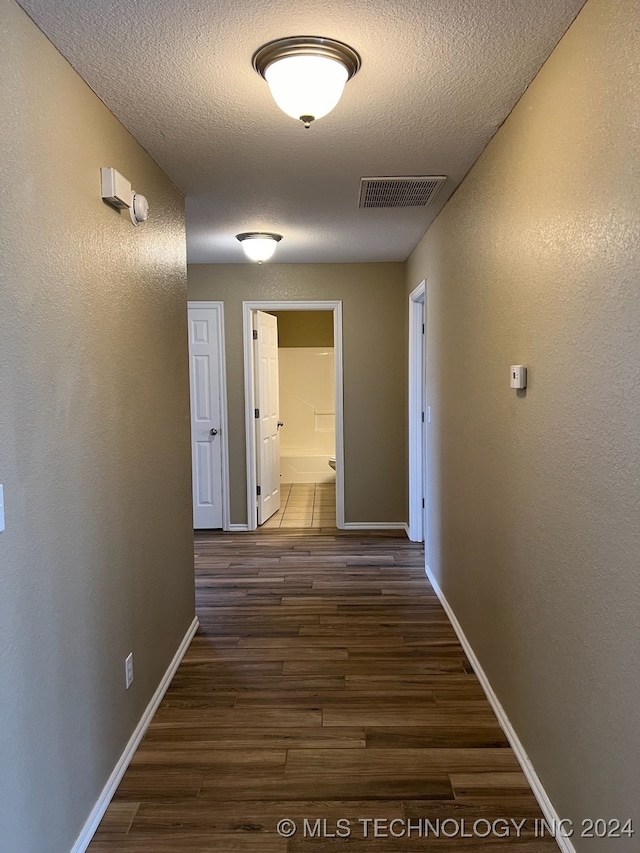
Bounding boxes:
[406,0,640,846]
[275,310,336,484]
[278,346,335,483]
[280,454,336,485]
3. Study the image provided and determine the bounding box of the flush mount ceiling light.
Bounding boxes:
[252,36,361,128]
[236,232,283,263]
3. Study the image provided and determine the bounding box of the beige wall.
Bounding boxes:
[0,1,195,850]
[272,310,334,347]
[406,0,640,843]
[188,264,407,524]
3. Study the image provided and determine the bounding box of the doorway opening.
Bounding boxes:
[408,281,427,546]
[242,300,345,531]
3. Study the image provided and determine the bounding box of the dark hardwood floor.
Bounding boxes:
[88,528,558,851]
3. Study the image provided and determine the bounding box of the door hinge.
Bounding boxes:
[252,329,258,340]
[422,498,425,508]
[422,323,425,334]
[255,408,259,419]
[421,411,425,423]
[256,485,261,497]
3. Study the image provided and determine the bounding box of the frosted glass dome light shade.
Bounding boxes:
[265,56,348,124]
[236,232,282,263]
[253,37,361,127]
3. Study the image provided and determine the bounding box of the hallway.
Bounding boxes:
[89,530,557,851]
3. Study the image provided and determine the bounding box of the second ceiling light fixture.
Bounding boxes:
[253,36,361,128]
[236,232,283,262]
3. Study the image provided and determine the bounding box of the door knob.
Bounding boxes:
[210,428,218,436]
[277,421,284,428]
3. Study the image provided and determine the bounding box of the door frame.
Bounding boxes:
[187,301,231,531]
[242,300,345,531]
[408,281,426,544]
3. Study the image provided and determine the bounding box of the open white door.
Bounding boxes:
[254,310,281,524]
[188,305,224,528]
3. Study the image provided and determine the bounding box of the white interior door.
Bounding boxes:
[188,306,223,528]
[254,310,280,524]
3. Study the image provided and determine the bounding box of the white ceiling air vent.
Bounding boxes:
[358,176,446,209]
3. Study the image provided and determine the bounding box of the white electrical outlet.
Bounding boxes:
[125,652,134,689]
[0,485,4,533]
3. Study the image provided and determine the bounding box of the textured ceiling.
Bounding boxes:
[17,0,585,263]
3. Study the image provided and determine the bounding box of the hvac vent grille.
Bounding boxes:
[359,176,446,209]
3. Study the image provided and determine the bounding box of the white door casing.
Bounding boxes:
[408,281,427,545]
[188,303,227,529]
[254,311,281,524]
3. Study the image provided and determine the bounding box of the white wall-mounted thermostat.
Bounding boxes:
[101,167,132,209]
[510,365,527,389]
[101,168,150,227]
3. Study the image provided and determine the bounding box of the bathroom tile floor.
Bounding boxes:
[261,481,336,529]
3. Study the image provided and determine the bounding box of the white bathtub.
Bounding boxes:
[280,454,336,484]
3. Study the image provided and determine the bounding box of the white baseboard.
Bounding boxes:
[343,522,407,531]
[424,566,575,853]
[227,523,250,532]
[71,616,199,853]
